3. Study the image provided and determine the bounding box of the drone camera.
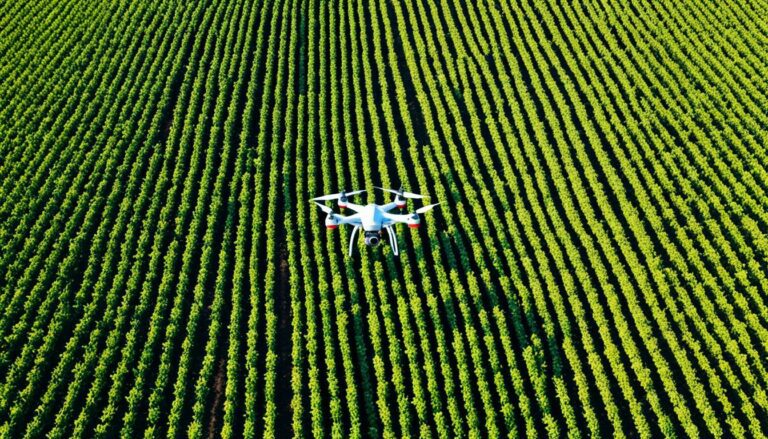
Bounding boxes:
[364,231,381,246]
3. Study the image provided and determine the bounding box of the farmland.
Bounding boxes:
[1,0,768,436]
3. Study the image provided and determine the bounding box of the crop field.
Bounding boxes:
[1,0,768,437]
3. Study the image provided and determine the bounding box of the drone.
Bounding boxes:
[311,186,439,256]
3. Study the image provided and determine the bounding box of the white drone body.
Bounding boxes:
[311,187,439,256]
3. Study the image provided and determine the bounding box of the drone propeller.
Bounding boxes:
[415,203,440,214]
[312,201,334,215]
[311,189,365,201]
[374,186,426,199]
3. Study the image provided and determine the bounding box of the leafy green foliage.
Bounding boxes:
[0,0,767,436]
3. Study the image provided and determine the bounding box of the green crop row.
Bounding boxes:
[1,0,767,436]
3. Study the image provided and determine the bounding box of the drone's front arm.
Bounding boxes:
[335,213,362,225]
[382,212,413,224]
[341,202,365,213]
[379,202,400,213]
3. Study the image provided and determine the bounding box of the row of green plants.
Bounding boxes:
[1,0,767,436]
[0,1,198,436]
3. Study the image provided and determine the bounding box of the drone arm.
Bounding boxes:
[343,202,365,213]
[382,203,439,223]
[379,202,399,213]
[348,225,360,256]
[382,212,413,224]
[336,213,362,225]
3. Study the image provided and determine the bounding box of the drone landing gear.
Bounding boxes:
[348,225,360,256]
[385,225,399,256]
